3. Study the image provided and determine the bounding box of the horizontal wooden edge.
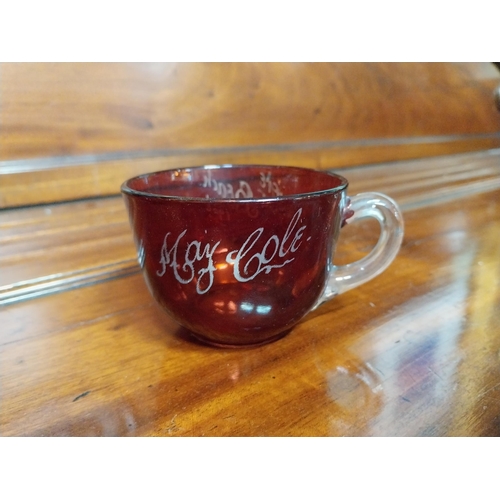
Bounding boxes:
[2,134,500,208]
[3,133,500,174]
[0,259,139,307]
[2,147,500,306]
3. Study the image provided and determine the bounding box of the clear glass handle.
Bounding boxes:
[318,192,404,304]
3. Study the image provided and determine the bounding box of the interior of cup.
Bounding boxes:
[123,164,347,200]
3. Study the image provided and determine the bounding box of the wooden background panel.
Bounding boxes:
[1,62,500,208]
[4,135,500,208]
[1,62,500,160]
[2,149,499,306]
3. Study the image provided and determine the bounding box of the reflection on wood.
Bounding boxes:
[2,63,500,436]
[447,220,500,436]
[2,148,500,305]
[1,155,500,436]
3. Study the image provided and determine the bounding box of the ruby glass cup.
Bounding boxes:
[121,164,404,347]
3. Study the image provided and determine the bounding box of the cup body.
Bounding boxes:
[122,165,348,347]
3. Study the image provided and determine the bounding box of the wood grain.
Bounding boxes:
[1,62,499,208]
[2,62,499,160]
[2,148,499,304]
[2,63,500,436]
[3,135,500,209]
[1,153,500,436]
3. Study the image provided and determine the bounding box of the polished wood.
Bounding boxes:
[2,62,500,435]
[1,62,500,208]
[2,62,499,160]
[4,136,500,209]
[1,151,500,436]
[2,148,499,302]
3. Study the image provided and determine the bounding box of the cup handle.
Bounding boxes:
[317,192,404,305]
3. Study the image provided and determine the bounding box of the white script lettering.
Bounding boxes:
[157,209,307,293]
[226,209,306,282]
[259,172,283,197]
[157,231,220,295]
[202,170,254,199]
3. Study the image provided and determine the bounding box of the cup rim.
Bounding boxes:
[121,164,349,203]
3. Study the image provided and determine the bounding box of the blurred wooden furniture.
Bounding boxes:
[2,62,500,208]
[1,63,500,436]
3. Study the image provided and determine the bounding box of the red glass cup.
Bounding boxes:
[122,165,404,347]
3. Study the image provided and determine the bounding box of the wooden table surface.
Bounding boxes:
[1,149,500,436]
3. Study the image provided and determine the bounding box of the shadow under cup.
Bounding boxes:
[121,164,350,347]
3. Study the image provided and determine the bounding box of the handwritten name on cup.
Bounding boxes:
[202,169,284,199]
[157,209,308,294]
